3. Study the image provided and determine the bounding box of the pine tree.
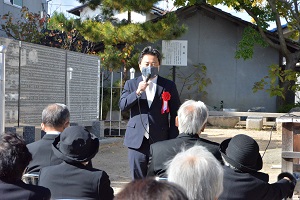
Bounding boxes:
[75,0,186,80]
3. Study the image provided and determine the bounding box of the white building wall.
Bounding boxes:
[159,8,278,112]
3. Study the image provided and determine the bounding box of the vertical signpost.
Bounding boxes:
[66,67,73,111]
[162,40,188,82]
[0,46,7,134]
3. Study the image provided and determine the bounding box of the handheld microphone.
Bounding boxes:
[145,73,151,82]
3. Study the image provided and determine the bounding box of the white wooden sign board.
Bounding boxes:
[162,40,188,66]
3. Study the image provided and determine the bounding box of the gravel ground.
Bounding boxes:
[93,126,283,194]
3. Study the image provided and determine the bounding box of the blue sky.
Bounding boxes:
[48,0,81,17]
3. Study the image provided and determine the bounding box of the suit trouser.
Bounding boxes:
[128,137,150,179]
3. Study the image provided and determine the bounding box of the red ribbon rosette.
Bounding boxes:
[161,91,171,114]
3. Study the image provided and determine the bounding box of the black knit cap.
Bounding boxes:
[220,134,263,172]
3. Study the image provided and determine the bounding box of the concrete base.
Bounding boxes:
[246,116,263,130]
[276,122,282,132]
[106,111,121,121]
[23,126,35,144]
[207,116,239,128]
[84,121,105,139]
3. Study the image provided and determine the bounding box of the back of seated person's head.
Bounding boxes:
[167,145,223,200]
[177,99,208,135]
[41,103,70,130]
[0,132,32,181]
[114,177,188,200]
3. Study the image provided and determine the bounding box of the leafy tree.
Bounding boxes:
[1,7,96,53]
[75,0,186,80]
[167,63,211,99]
[1,7,45,43]
[47,12,96,53]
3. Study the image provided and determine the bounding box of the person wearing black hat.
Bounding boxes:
[38,126,114,200]
[218,134,296,200]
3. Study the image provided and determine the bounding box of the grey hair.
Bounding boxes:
[42,103,70,128]
[167,145,224,200]
[222,156,239,171]
[177,100,208,134]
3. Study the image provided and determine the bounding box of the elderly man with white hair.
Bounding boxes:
[147,99,223,178]
[167,145,224,200]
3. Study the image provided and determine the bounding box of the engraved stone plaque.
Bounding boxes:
[1,37,99,127]
[67,51,99,125]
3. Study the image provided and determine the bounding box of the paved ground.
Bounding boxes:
[93,126,283,194]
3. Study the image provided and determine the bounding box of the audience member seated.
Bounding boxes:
[218,134,296,200]
[0,132,51,200]
[38,126,114,200]
[26,103,70,174]
[147,99,222,178]
[114,177,188,200]
[167,145,223,200]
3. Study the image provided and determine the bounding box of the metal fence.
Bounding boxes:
[99,70,125,136]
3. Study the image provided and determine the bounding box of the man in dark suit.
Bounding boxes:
[0,132,50,200]
[38,126,114,200]
[119,46,181,179]
[25,103,70,174]
[147,99,223,178]
[218,134,296,200]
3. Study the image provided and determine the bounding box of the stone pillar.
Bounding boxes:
[91,121,103,138]
[246,116,263,130]
[5,127,16,133]
[23,126,35,144]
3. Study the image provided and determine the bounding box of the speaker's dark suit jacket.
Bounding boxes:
[147,134,223,178]
[38,162,114,200]
[26,134,62,174]
[219,166,293,200]
[0,179,50,200]
[119,75,181,148]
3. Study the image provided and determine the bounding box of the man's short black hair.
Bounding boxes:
[138,46,162,65]
[0,132,32,181]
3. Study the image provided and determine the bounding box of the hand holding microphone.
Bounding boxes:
[136,73,151,96]
[145,73,151,82]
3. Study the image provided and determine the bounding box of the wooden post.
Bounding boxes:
[277,116,300,199]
